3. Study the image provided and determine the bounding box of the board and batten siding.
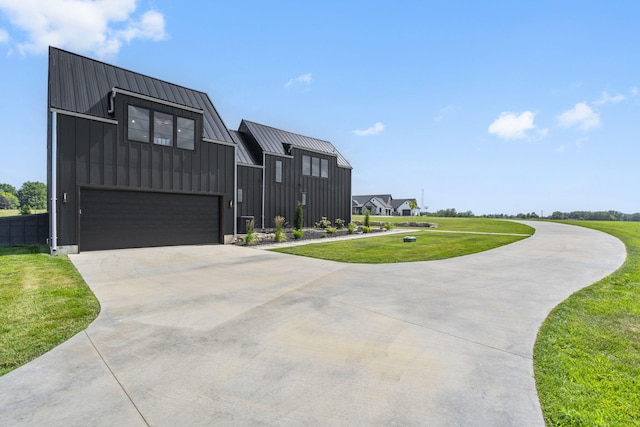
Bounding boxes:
[54,112,235,247]
[261,148,351,229]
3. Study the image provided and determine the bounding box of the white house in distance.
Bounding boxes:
[352,194,420,216]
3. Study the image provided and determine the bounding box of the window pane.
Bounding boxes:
[311,157,320,177]
[237,188,243,203]
[302,155,311,176]
[154,111,173,146]
[128,105,150,143]
[275,160,282,183]
[321,159,328,178]
[177,117,195,150]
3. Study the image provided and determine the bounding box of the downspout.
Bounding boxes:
[233,144,238,241]
[261,152,266,229]
[50,110,58,253]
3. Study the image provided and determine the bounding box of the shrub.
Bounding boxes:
[292,229,303,240]
[347,222,355,234]
[315,217,332,229]
[19,205,32,215]
[274,216,286,242]
[384,222,393,230]
[245,219,256,245]
[326,227,337,234]
[362,225,371,233]
[335,218,345,229]
[364,209,371,227]
[295,201,304,230]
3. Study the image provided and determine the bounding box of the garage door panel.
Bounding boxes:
[80,189,220,251]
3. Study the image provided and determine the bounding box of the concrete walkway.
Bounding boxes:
[0,222,626,426]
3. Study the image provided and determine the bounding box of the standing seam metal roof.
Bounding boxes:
[241,120,351,168]
[48,47,233,144]
[229,130,259,166]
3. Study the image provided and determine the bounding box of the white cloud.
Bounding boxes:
[593,91,626,106]
[353,122,385,136]
[0,0,167,58]
[285,73,312,89]
[631,87,639,97]
[555,145,566,153]
[0,28,8,43]
[434,105,455,122]
[557,102,600,131]
[487,111,536,140]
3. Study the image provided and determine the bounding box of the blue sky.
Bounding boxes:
[1,1,638,215]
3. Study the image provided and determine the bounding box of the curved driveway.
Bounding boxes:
[0,222,626,426]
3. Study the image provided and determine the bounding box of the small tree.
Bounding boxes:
[295,201,304,230]
[0,192,19,209]
[364,208,371,227]
[17,181,47,211]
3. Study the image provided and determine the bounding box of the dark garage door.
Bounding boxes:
[80,189,220,251]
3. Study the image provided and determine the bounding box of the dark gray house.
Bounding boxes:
[47,47,352,253]
[232,120,352,230]
[47,47,236,253]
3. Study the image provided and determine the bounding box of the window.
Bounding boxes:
[153,112,173,146]
[321,159,328,178]
[177,117,195,150]
[301,192,306,206]
[275,160,282,183]
[128,105,150,143]
[127,104,196,150]
[302,154,329,179]
[237,188,243,203]
[302,155,311,176]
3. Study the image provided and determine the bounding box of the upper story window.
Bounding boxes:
[321,159,328,178]
[302,155,329,179]
[127,104,195,150]
[128,105,150,143]
[154,112,173,146]
[275,160,283,183]
[177,117,195,150]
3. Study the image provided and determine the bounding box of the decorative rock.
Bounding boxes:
[403,236,417,243]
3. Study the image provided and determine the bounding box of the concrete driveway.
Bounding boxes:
[0,222,626,426]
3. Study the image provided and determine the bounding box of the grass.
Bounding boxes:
[0,209,47,217]
[534,221,640,426]
[0,245,100,376]
[352,215,535,234]
[272,219,534,263]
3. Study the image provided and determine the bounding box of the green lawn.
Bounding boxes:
[0,245,100,376]
[0,209,47,217]
[352,215,535,234]
[534,221,640,426]
[273,219,534,263]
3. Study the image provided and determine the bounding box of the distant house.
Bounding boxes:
[46,47,351,253]
[391,198,419,216]
[353,195,419,216]
[232,120,352,230]
[352,194,393,215]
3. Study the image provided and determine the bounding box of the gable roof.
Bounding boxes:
[353,194,393,206]
[240,120,351,169]
[48,46,233,144]
[391,198,416,209]
[229,130,259,166]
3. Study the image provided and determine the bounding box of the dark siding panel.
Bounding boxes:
[104,125,115,186]
[57,114,78,246]
[237,166,262,221]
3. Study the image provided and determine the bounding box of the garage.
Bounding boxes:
[80,189,221,251]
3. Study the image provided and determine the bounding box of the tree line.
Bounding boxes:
[0,182,47,214]
[424,208,640,221]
